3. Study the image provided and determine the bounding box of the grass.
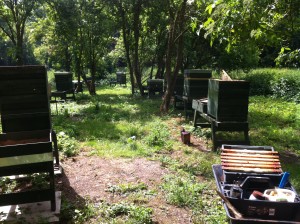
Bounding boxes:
[249,96,299,151]
[3,77,294,223]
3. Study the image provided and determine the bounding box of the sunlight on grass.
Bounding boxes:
[84,139,152,158]
[249,96,300,153]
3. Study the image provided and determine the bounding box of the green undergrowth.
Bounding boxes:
[229,68,300,102]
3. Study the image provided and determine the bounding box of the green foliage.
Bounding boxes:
[0,0,38,64]
[231,68,300,101]
[60,197,97,224]
[275,48,300,68]
[191,188,227,224]
[201,0,300,68]
[144,121,171,148]
[217,42,260,70]
[239,69,275,96]
[0,177,17,194]
[160,150,220,178]
[56,131,79,157]
[97,202,153,224]
[161,174,206,207]
[29,173,49,190]
[271,77,300,102]
[106,182,147,195]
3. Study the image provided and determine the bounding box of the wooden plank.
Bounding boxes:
[0,189,54,206]
[221,153,279,159]
[221,162,281,169]
[0,142,52,157]
[221,159,281,165]
[221,155,280,162]
[221,149,277,154]
[184,77,210,80]
[222,166,282,173]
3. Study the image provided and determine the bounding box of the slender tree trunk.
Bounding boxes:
[160,0,187,113]
[133,0,144,95]
[65,44,71,71]
[87,38,96,95]
[16,37,24,65]
[16,22,24,65]
[119,2,135,95]
[89,58,96,95]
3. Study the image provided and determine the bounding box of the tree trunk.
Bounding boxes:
[16,22,24,65]
[16,37,24,65]
[132,0,144,96]
[65,44,71,71]
[160,0,187,113]
[119,2,135,95]
[89,56,97,95]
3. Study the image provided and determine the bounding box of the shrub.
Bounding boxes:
[275,48,300,68]
[107,202,153,223]
[161,174,206,207]
[145,121,171,148]
[271,77,300,102]
[57,131,79,157]
[231,68,300,100]
[243,70,275,95]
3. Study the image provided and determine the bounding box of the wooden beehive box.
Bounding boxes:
[116,72,126,85]
[0,66,57,211]
[207,79,250,122]
[147,79,164,93]
[0,66,51,132]
[183,69,212,100]
[0,130,56,210]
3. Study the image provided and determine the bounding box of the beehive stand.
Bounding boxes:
[194,108,250,151]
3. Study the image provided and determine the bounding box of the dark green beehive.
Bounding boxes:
[207,79,250,122]
[147,79,164,94]
[54,72,73,91]
[0,66,51,132]
[174,75,184,95]
[116,72,126,85]
[183,69,212,100]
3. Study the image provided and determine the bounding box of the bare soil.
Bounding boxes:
[57,153,192,224]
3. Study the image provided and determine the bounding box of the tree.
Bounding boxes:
[41,0,114,95]
[106,0,145,95]
[107,0,169,95]
[0,0,39,65]
[160,0,191,113]
[202,0,300,67]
